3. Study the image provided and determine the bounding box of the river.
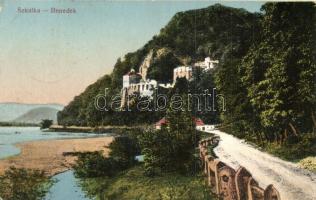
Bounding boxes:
[209,129,316,200]
[0,127,104,200]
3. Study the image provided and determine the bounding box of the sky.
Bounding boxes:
[0,1,264,105]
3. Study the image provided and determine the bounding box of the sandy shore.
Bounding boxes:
[0,137,114,176]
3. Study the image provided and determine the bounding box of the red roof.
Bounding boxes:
[155,117,204,126]
[156,117,167,126]
[194,118,205,126]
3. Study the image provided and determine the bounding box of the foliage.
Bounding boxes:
[139,98,200,175]
[74,135,141,178]
[79,165,214,200]
[147,48,181,83]
[264,133,316,161]
[298,157,316,173]
[73,152,120,178]
[0,167,53,200]
[0,122,38,127]
[58,4,259,126]
[40,119,53,129]
[215,2,316,147]
[109,136,140,168]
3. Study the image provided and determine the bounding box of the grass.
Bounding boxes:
[79,165,214,200]
[298,157,316,172]
[263,134,316,162]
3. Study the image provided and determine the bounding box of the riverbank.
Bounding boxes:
[48,125,147,133]
[0,136,114,176]
[79,165,213,200]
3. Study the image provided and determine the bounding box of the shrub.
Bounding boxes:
[73,152,119,178]
[40,119,53,130]
[109,136,140,169]
[138,101,201,175]
[265,133,316,161]
[298,157,316,172]
[0,167,53,200]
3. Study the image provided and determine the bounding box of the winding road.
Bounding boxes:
[208,129,316,200]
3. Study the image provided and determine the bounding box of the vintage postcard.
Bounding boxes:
[0,1,315,200]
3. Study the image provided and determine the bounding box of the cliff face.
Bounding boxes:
[139,49,153,80]
[58,4,261,126]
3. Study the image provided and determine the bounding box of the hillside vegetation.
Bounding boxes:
[58,2,316,160]
[58,4,260,126]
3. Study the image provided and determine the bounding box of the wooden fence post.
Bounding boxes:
[247,177,264,200]
[218,165,238,200]
[199,136,281,200]
[235,167,252,200]
[264,185,281,200]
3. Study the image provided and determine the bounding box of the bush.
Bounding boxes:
[0,167,53,200]
[109,136,140,169]
[265,133,316,161]
[298,157,316,172]
[73,152,120,178]
[138,103,200,175]
[40,119,53,130]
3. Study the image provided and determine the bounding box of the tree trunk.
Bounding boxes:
[258,132,264,145]
[312,112,316,130]
[289,122,299,137]
[283,128,288,143]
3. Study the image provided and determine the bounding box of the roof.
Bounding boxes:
[194,118,205,126]
[124,69,142,76]
[156,117,167,126]
[155,117,204,126]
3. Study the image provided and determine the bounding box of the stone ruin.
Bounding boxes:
[199,137,281,200]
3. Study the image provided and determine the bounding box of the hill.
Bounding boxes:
[0,103,63,122]
[57,4,261,126]
[13,107,60,124]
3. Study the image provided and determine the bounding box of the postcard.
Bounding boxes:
[0,1,315,200]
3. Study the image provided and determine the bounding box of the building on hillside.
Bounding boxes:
[194,57,219,71]
[155,117,168,130]
[121,69,158,109]
[159,83,173,88]
[155,117,205,130]
[123,69,142,88]
[173,66,193,83]
[194,118,205,130]
[128,79,157,97]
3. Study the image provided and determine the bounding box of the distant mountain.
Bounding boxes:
[0,103,63,122]
[13,107,60,124]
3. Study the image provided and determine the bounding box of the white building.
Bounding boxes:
[128,80,157,97]
[159,83,173,88]
[194,57,219,71]
[173,66,193,82]
[123,69,142,88]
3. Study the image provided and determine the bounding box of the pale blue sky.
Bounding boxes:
[0,1,264,105]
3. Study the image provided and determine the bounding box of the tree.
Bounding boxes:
[139,95,200,175]
[240,2,316,142]
[40,119,53,130]
[0,167,53,200]
[73,152,119,178]
[109,136,140,168]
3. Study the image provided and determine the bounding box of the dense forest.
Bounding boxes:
[58,3,316,152]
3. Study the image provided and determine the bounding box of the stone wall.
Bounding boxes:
[199,136,281,200]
